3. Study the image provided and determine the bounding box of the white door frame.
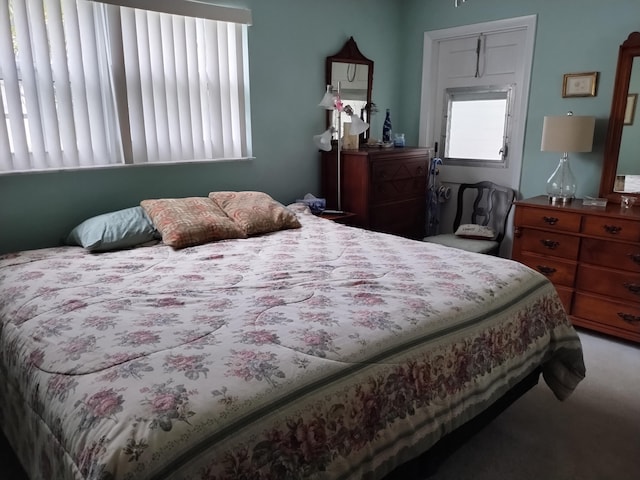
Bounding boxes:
[418,15,537,257]
[418,15,537,192]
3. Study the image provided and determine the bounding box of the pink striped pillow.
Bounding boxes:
[141,197,246,248]
[209,191,301,236]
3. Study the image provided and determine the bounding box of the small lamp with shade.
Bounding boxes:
[313,82,369,212]
[540,111,595,204]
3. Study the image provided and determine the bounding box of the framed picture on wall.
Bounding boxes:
[562,72,598,97]
[624,93,637,125]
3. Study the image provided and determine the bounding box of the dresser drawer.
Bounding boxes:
[581,215,640,241]
[371,160,427,203]
[518,253,577,287]
[576,264,640,303]
[370,198,426,239]
[513,196,640,343]
[516,229,580,260]
[517,208,581,233]
[573,292,640,335]
[580,237,640,273]
[371,159,427,182]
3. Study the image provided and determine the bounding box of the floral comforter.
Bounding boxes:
[0,205,585,480]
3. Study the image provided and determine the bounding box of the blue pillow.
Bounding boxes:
[66,206,159,252]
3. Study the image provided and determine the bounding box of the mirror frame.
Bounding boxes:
[325,37,374,138]
[599,32,640,202]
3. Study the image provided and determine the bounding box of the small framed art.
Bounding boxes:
[562,72,598,97]
[624,93,637,125]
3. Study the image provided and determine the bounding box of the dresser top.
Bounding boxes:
[515,196,640,221]
[338,146,428,156]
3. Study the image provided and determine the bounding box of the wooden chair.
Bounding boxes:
[423,181,516,255]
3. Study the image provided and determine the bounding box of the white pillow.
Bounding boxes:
[454,224,495,239]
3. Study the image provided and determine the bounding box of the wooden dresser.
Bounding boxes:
[320,147,429,239]
[512,196,640,343]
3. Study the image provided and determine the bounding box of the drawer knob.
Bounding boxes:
[543,216,558,225]
[623,283,640,296]
[541,239,560,250]
[603,224,622,235]
[537,265,557,276]
[617,312,640,324]
[627,253,640,265]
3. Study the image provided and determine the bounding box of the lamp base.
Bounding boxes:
[546,155,577,205]
[548,195,574,205]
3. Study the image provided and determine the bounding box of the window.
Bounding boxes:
[0,0,252,173]
[441,85,514,167]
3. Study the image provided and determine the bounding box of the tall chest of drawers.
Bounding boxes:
[512,196,640,343]
[320,147,429,239]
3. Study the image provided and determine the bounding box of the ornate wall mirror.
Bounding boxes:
[325,37,374,142]
[600,32,640,202]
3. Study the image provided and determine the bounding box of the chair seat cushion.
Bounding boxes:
[454,223,495,239]
[422,233,499,254]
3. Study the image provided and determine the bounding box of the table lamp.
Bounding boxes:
[314,82,369,211]
[540,112,595,204]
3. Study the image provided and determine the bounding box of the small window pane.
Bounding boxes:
[448,98,506,160]
[442,85,514,167]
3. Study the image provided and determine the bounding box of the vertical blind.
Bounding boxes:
[0,0,252,173]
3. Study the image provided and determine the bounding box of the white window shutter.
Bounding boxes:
[0,0,252,173]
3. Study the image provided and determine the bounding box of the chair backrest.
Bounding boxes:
[452,181,516,244]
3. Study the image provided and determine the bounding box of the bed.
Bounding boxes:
[0,197,585,480]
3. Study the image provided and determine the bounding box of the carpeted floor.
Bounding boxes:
[427,329,640,480]
[1,329,638,479]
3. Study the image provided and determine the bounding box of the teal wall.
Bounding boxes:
[400,0,640,199]
[1,0,639,253]
[0,0,398,253]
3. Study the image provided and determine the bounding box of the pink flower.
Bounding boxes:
[181,274,204,281]
[86,389,123,417]
[28,349,45,367]
[244,330,278,345]
[167,354,197,370]
[61,299,87,312]
[63,336,96,359]
[154,297,185,307]
[256,295,285,307]
[236,350,258,361]
[123,330,160,345]
[152,393,177,413]
[304,333,324,346]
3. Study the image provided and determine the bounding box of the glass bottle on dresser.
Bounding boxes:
[382,109,392,143]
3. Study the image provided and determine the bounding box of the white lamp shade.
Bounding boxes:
[541,115,595,153]
[348,114,369,136]
[318,85,336,110]
[313,128,333,151]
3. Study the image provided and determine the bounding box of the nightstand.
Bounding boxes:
[318,211,357,224]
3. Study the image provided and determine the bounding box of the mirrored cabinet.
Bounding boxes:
[600,32,640,201]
